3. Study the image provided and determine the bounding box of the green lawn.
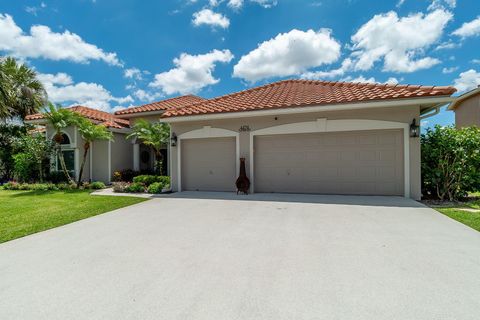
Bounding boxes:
[0,190,147,243]
[435,196,480,232]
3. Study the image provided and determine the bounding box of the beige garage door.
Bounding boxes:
[181,137,236,192]
[254,129,404,196]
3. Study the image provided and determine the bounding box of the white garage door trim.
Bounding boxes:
[177,126,240,192]
[249,119,410,197]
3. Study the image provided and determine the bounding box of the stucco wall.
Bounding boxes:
[111,133,133,173]
[455,95,480,128]
[169,106,422,199]
[91,140,110,183]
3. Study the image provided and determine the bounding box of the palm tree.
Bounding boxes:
[0,57,47,120]
[42,102,78,184]
[76,117,113,187]
[126,119,170,175]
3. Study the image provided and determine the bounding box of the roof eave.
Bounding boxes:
[115,110,166,119]
[447,87,480,110]
[160,96,455,123]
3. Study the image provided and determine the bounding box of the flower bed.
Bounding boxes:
[112,175,170,194]
[2,181,106,191]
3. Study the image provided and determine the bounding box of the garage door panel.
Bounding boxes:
[181,137,236,192]
[254,129,404,196]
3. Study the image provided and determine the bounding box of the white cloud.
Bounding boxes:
[396,0,406,8]
[435,41,459,50]
[228,0,243,8]
[454,69,480,92]
[149,49,233,95]
[233,29,341,82]
[385,77,400,85]
[39,72,132,111]
[341,75,377,84]
[442,66,458,74]
[452,16,480,38]
[301,58,352,80]
[350,9,452,73]
[250,0,277,8]
[134,89,163,102]
[124,68,143,80]
[428,0,456,11]
[0,14,121,66]
[192,9,230,29]
[472,59,480,64]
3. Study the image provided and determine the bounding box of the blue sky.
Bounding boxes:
[0,0,479,127]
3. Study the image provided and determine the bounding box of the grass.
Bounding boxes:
[0,190,147,243]
[434,194,480,232]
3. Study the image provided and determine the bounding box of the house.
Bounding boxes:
[25,79,456,199]
[157,80,456,200]
[448,86,480,128]
[25,106,134,183]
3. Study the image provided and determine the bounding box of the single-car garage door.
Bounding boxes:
[181,137,236,192]
[254,129,404,196]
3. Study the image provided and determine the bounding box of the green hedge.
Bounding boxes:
[132,175,170,187]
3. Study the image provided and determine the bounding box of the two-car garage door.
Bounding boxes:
[254,129,404,196]
[180,129,404,196]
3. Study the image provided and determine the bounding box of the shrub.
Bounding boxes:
[90,181,106,189]
[125,182,145,193]
[112,171,122,182]
[57,182,76,190]
[3,181,20,190]
[112,182,130,193]
[147,182,164,194]
[133,175,170,187]
[422,125,480,201]
[117,169,140,182]
[2,182,58,191]
[13,153,35,182]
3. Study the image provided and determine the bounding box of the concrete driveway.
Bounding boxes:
[1,192,480,320]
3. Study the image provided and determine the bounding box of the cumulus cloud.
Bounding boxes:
[453,69,480,92]
[428,0,456,11]
[39,72,132,111]
[452,16,480,38]
[226,0,276,9]
[301,58,352,80]
[149,49,234,95]
[233,29,341,82]
[192,9,230,28]
[341,75,377,84]
[350,9,452,73]
[134,89,163,102]
[0,14,121,66]
[124,68,143,80]
[442,66,458,74]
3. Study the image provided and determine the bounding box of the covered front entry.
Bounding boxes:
[181,137,236,192]
[253,129,405,196]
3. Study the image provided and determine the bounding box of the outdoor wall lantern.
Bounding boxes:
[171,132,178,147]
[409,119,420,138]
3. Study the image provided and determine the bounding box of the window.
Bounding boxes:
[56,150,75,172]
[60,133,70,145]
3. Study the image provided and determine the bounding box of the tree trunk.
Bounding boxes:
[77,142,90,188]
[57,145,74,184]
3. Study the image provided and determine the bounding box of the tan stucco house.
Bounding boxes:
[26,79,457,199]
[448,87,480,128]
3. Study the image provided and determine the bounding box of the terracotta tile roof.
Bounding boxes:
[161,79,457,118]
[25,106,130,129]
[114,95,205,115]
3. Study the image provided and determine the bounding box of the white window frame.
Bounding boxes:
[249,119,410,198]
[177,126,240,192]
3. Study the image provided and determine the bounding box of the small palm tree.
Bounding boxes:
[43,102,78,184]
[0,57,47,120]
[76,118,113,187]
[126,119,170,175]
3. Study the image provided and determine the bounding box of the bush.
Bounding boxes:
[112,182,130,193]
[13,153,35,183]
[147,182,164,194]
[112,171,122,182]
[422,125,480,201]
[57,182,76,190]
[125,182,145,193]
[133,175,170,187]
[3,182,59,191]
[90,181,106,189]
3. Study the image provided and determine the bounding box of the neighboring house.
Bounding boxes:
[157,80,456,200]
[448,86,480,128]
[25,106,133,183]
